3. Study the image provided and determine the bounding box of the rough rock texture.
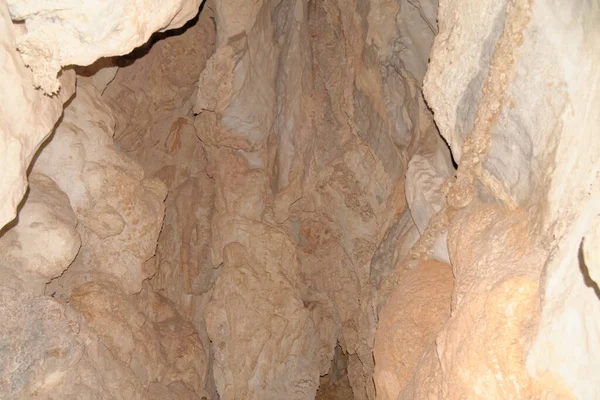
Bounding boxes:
[33,81,167,295]
[99,3,218,317]
[0,287,84,399]
[94,9,220,396]
[1,68,210,399]
[373,259,453,400]
[0,0,209,230]
[69,280,210,399]
[0,174,81,399]
[405,125,454,264]
[2,0,600,398]
[0,1,74,231]
[205,239,320,399]
[0,174,81,288]
[399,0,600,398]
[91,0,449,398]
[419,203,545,399]
[189,0,449,398]
[7,0,202,93]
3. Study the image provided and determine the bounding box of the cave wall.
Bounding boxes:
[93,0,449,397]
[0,0,215,397]
[0,0,599,399]
[1,76,212,399]
[416,0,600,398]
[0,0,204,230]
[188,0,451,397]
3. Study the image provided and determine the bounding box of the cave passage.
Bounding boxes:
[1,0,599,399]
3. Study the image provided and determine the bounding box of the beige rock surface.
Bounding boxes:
[405,126,455,264]
[205,239,320,399]
[0,147,206,400]
[0,1,214,399]
[70,280,210,399]
[190,0,445,397]
[440,203,544,398]
[0,1,74,231]
[98,5,217,310]
[373,259,453,400]
[0,0,204,232]
[33,81,167,295]
[1,0,600,398]
[0,287,84,399]
[0,173,81,288]
[415,0,600,398]
[7,0,202,93]
[0,173,81,398]
[0,78,209,400]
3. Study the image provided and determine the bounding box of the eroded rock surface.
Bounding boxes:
[33,81,167,295]
[0,2,74,231]
[100,3,218,314]
[1,59,210,399]
[7,0,202,93]
[0,172,80,398]
[189,0,447,397]
[1,0,600,398]
[373,259,453,400]
[90,0,450,398]
[411,0,600,398]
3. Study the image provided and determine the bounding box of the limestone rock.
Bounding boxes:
[0,173,199,399]
[0,1,74,231]
[192,0,444,397]
[373,259,453,400]
[395,0,438,82]
[5,0,598,398]
[205,239,320,400]
[396,345,444,400]
[33,81,167,294]
[370,209,420,290]
[7,0,202,93]
[405,133,455,263]
[86,9,219,396]
[99,8,217,309]
[423,0,600,398]
[69,280,210,398]
[438,203,545,398]
[0,173,82,398]
[423,0,507,164]
[6,279,211,400]
[0,173,80,289]
[0,287,84,399]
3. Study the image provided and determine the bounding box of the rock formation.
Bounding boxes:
[373,259,453,400]
[0,0,599,399]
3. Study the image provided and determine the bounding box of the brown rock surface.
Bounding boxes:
[1,0,599,398]
[189,0,444,396]
[8,0,203,93]
[0,173,81,288]
[33,81,167,295]
[438,203,544,398]
[373,259,453,400]
[420,0,600,398]
[205,239,320,399]
[99,4,218,314]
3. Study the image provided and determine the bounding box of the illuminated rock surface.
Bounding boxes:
[0,0,598,398]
